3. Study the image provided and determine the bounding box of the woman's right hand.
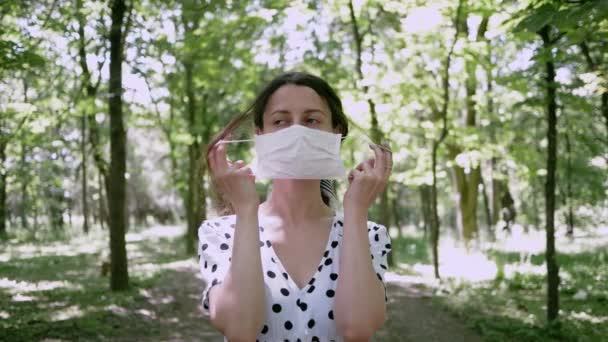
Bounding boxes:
[208,142,259,213]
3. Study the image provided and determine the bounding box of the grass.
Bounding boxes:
[391,227,608,342]
[0,225,197,342]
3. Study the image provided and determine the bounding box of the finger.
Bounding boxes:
[215,142,229,171]
[347,169,355,184]
[362,159,374,174]
[369,143,385,176]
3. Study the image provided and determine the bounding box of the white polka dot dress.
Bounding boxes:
[197,212,392,342]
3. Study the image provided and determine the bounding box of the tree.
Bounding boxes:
[107,0,130,291]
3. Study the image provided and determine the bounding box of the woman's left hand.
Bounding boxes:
[343,143,392,212]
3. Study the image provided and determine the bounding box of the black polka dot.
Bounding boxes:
[337,220,343,226]
[371,254,375,260]
[307,319,315,328]
[271,257,276,263]
[324,258,333,266]
[317,265,323,272]
[225,233,231,239]
[308,277,316,285]
[259,226,264,232]
[323,250,329,257]
[330,273,338,281]
[267,271,276,278]
[259,241,264,247]
[211,264,217,272]
[228,257,231,262]
[307,285,316,293]
[266,240,272,248]
[374,234,379,242]
[280,288,290,296]
[331,241,338,248]
[202,243,208,251]
[382,250,387,256]
[380,264,387,270]
[328,310,334,320]
[385,243,392,249]
[284,320,293,330]
[272,304,282,313]
[312,336,320,342]
[220,243,229,250]
[214,222,220,226]
[326,289,335,297]
[211,278,218,286]
[374,226,380,231]
[297,299,308,311]
[204,260,207,269]
[282,272,289,280]
[376,273,382,281]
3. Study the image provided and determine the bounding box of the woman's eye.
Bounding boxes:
[307,118,320,124]
[274,120,285,125]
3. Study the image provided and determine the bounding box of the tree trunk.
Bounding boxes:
[480,175,494,241]
[108,0,129,291]
[81,113,90,234]
[98,171,107,230]
[0,142,6,237]
[184,58,200,256]
[449,9,487,246]
[419,185,432,238]
[427,0,464,278]
[564,130,574,236]
[539,25,560,323]
[602,92,608,136]
[348,0,392,267]
[20,142,28,229]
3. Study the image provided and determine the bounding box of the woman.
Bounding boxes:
[199,72,392,342]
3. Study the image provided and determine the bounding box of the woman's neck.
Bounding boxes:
[260,179,334,227]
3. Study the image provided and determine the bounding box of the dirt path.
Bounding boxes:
[139,264,482,342]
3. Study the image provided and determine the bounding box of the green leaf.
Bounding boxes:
[513,4,557,33]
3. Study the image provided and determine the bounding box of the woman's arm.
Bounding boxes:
[207,206,266,341]
[205,143,265,341]
[336,143,392,340]
[335,210,386,341]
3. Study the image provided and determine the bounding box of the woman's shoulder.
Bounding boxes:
[332,211,389,240]
[198,215,236,235]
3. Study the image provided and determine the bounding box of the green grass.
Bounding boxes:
[0,226,195,342]
[391,232,608,342]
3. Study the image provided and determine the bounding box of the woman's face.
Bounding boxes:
[258,85,336,135]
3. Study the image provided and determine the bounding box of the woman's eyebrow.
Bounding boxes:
[303,108,328,116]
[269,109,327,116]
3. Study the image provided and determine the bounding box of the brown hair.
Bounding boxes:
[205,71,349,214]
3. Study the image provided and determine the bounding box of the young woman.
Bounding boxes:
[199,72,393,342]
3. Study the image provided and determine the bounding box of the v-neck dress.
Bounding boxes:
[197,211,392,342]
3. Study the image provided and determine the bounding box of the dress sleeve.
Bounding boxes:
[198,218,233,313]
[368,221,392,302]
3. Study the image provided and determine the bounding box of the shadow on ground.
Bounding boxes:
[0,227,481,342]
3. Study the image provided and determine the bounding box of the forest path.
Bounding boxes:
[139,262,482,342]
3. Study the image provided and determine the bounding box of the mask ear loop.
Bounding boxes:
[216,139,254,144]
[341,134,392,153]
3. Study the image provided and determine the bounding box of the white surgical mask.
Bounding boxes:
[218,125,384,180]
[252,124,347,180]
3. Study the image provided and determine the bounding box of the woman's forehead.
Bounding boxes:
[264,85,330,114]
